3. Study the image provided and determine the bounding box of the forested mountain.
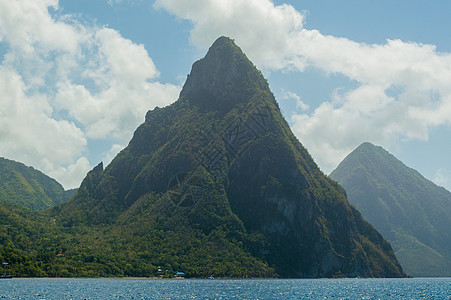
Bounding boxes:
[0,157,75,210]
[54,37,404,278]
[330,142,451,276]
[0,37,405,278]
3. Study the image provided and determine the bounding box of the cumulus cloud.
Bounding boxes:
[104,144,126,167]
[290,39,451,172]
[0,66,87,167]
[47,157,92,190]
[154,0,307,71]
[280,89,309,111]
[434,169,451,190]
[156,0,451,173]
[0,0,81,54]
[0,0,180,188]
[54,27,179,142]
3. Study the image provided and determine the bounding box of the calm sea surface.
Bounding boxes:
[0,278,450,299]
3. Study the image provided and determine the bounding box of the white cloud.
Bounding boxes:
[280,89,309,111]
[47,157,92,189]
[0,66,87,171]
[434,169,451,191]
[0,0,180,189]
[104,144,125,167]
[94,28,159,86]
[154,0,307,71]
[156,0,451,173]
[0,0,81,54]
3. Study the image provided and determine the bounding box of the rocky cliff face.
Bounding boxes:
[180,37,268,109]
[59,37,405,278]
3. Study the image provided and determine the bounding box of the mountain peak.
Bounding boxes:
[357,141,375,149]
[355,142,383,152]
[331,142,451,277]
[180,36,270,112]
[343,142,399,167]
[57,38,405,278]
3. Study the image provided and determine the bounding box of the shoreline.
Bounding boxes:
[7,276,449,280]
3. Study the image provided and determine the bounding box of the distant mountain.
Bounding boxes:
[0,157,75,210]
[330,142,451,276]
[55,37,405,278]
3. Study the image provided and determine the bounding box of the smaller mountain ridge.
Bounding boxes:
[0,157,75,210]
[330,142,451,277]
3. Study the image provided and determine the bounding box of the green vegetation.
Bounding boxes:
[330,142,451,276]
[0,37,405,278]
[0,157,75,210]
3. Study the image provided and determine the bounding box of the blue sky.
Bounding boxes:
[1,0,451,191]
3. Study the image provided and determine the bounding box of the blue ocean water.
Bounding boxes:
[0,278,450,299]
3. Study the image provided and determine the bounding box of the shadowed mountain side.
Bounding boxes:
[330,142,451,276]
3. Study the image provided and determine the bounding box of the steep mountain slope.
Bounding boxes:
[330,142,451,276]
[56,37,404,278]
[0,157,75,210]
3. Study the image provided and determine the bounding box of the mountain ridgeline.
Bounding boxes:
[330,142,451,277]
[0,37,405,278]
[0,157,75,210]
[54,37,404,278]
